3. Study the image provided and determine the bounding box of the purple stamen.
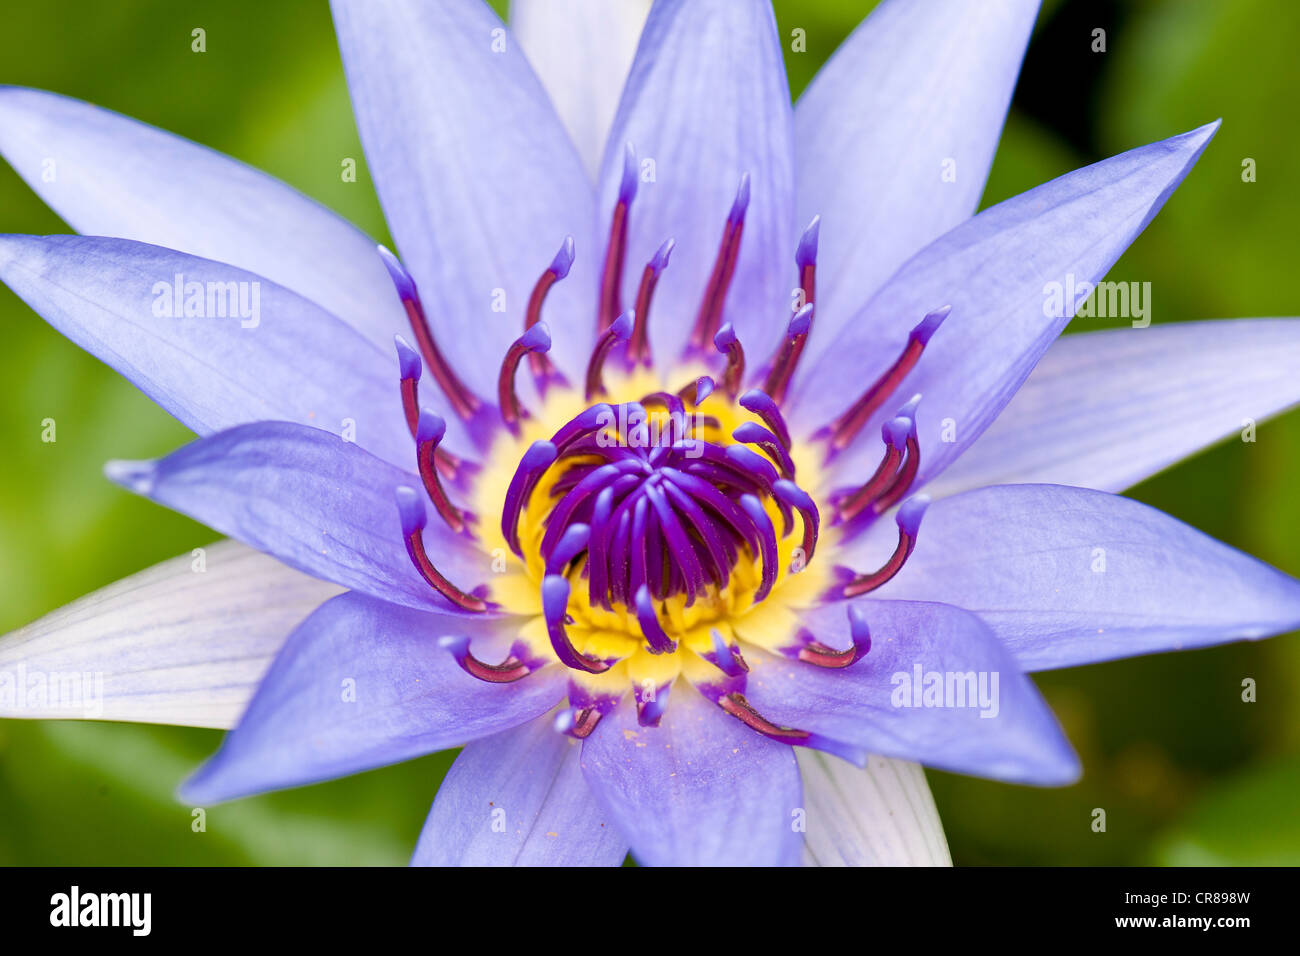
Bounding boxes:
[872,414,921,514]
[762,301,815,405]
[415,408,468,534]
[635,584,677,654]
[738,388,792,450]
[378,244,480,420]
[690,173,750,349]
[498,322,551,432]
[524,237,572,383]
[838,415,911,521]
[440,635,540,683]
[635,680,671,727]
[628,237,674,365]
[501,440,558,556]
[785,606,871,669]
[547,522,591,575]
[732,421,795,480]
[772,479,819,564]
[395,334,422,438]
[738,494,777,602]
[713,323,746,399]
[394,486,487,612]
[827,306,950,451]
[706,627,750,678]
[542,573,610,673]
[598,143,637,333]
[841,495,930,598]
[585,309,633,399]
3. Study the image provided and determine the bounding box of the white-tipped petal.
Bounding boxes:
[798,750,952,867]
[0,541,341,729]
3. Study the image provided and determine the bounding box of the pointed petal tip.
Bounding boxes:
[104,458,156,495]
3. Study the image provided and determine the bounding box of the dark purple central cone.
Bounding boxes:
[499,388,821,673]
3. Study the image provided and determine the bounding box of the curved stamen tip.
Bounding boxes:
[519,320,552,353]
[728,172,751,223]
[713,322,738,351]
[634,584,677,654]
[896,494,930,536]
[883,416,911,450]
[542,574,610,674]
[619,141,638,204]
[725,443,779,484]
[522,439,559,470]
[394,334,422,380]
[795,215,821,267]
[636,682,671,727]
[911,305,951,345]
[650,237,676,275]
[416,407,447,446]
[788,302,814,337]
[438,634,533,683]
[693,376,715,405]
[772,478,813,511]
[550,236,576,279]
[794,613,872,670]
[708,628,749,677]
[895,392,923,420]
[395,485,425,534]
[548,522,592,574]
[847,604,873,656]
[555,706,604,739]
[376,244,416,299]
[611,309,634,340]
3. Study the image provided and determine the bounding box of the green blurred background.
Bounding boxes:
[1,0,1297,865]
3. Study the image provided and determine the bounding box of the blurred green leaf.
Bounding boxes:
[1153,759,1300,865]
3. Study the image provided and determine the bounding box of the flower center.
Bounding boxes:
[376,144,949,750]
[498,366,822,660]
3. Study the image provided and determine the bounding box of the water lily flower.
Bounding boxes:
[2,0,1299,868]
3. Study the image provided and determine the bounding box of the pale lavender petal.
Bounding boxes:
[789,123,1220,490]
[331,0,597,395]
[797,0,1039,343]
[182,592,565,804]
[0,86,406,352]
[854,484,1300,671]
[598,0,795,365]
[413,712,627,866]
[581,685,802,866]
[105,421,485,615]
[928,319,1300,496]
[741,599,1080,785]
[510,0,651,179]
[0,541,339,729]
[798,751,951,867]
[0,234,464,468]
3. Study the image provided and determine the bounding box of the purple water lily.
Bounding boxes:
[3,0,1300,868]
